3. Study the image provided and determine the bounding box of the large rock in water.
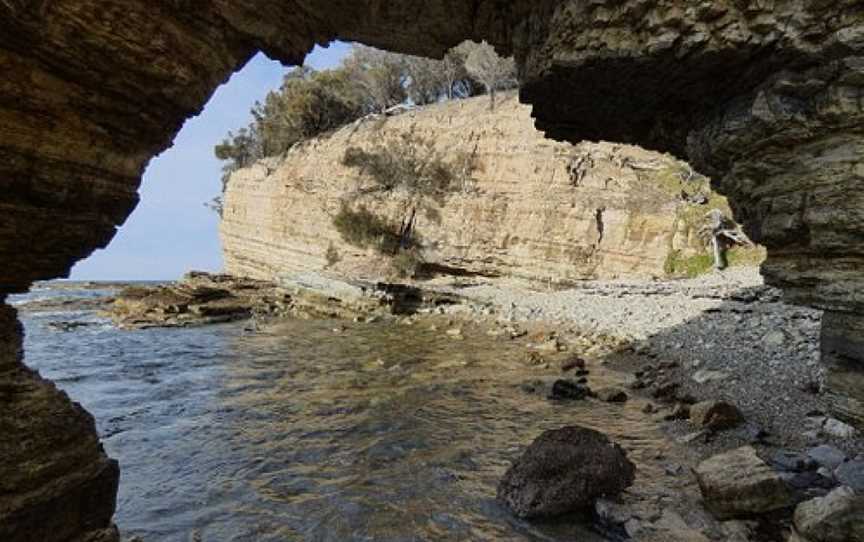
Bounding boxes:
[497,426,635,518]
[695,446,794,519]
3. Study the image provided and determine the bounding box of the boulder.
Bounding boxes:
[690,400,744,430]
[793,486,864,542]
[497,426,635,518]
[695,446,794,519]
[835,460,864,492]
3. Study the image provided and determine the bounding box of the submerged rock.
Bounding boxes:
[548,379,591,401]
[497,426,635,518]
[695,446,794,519]
[595,387,628,403]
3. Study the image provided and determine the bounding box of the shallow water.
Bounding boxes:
[13,285,673,542]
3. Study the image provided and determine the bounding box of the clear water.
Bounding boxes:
[12,284,671,542]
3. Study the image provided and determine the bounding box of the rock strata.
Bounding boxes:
[497,426,635,519]
[0,302,119,542]
[222,95,733,285]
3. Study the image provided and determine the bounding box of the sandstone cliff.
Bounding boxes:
[222,95,745,285]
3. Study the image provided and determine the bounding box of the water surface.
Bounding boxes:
[13,284,670,541]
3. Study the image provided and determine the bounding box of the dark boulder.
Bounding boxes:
[497,426,636,518]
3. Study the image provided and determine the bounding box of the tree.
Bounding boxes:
[340,133,476,250]
[464,41,517,110]
[342,45,407,113]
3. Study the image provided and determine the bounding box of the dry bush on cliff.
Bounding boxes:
[464,41,518,110]
[332,204,402,255]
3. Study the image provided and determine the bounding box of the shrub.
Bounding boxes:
[332,204,401,255]
[324,243,341,268]
[390,249,425,279]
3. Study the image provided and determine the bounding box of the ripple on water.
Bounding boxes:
[21,311,677,542]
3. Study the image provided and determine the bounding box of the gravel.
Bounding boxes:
[430,267,864,456]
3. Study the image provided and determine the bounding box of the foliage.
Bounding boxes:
[464,41,518,110]
[332,204,401,255]
[390,249,425,279]
[341,133,473,200]
[212,41,509,192]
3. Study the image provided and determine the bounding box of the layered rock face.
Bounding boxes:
[222,95,720,284]
[0,302,120,541]
[2,1,864,539]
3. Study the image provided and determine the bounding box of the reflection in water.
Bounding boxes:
[17,289,673,542]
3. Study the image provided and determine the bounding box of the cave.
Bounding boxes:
[1,1,863,539]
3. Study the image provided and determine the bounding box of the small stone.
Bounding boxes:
[524,352,546,366]
[695,446,794,519]
[651,381,680,402]
[690,400,744,430]
[692,369,729,384]
[807,445,848,471]
[642,403,656,414]
[536,338,562,353]
[822,418,857,439]
[596,387,628,403]
[560,356,585,372]
[664,403,691,421]
[446,327,463,337]
[678,430,706,444]
[763,330,786,347]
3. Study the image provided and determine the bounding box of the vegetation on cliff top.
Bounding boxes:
[213,42,515,190]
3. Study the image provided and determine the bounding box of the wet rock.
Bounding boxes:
[834,461,864,492]
[595,387,628,403]
[524,351,545,366]
[807,445,848,471]
[651,381,679,402]
[46,321,98,332]
[664,403,690,421]
[695,446,794,519]
[793,486,864,542]
[497,426,635,518]
[549,379,591,401]
[561,356,586,372]
[689,400,744,431]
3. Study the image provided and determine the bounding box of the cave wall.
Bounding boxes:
[1,0,863,539]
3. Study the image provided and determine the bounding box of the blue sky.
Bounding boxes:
[71,42,352,280]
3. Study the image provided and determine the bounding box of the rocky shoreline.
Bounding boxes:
[31,268,863,541]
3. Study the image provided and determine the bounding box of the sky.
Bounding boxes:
[70,42,353,280]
